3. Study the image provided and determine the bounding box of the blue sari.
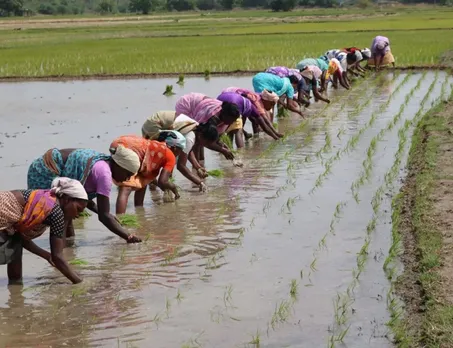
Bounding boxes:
[27,149,110,199]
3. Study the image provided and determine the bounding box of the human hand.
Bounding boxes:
[222,149,235,160]
[197,167,208,178]
[199,182,208,192]
[174,191,181,200]
[127,234,142,243]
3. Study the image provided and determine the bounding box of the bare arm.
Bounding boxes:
[97,194,141,243]
[204,141,234,160]
[86,199,98,214]
[157,169,179,198]
[311,80,330,104]
[49,236,82,284]
[286,98,304,117]
[256,116,281,139]
[177,152,202,186]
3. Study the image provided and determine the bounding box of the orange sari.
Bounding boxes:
[110,135,176,189]
[15,190,56,240]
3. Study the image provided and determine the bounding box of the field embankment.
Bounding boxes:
[393,96,453,347]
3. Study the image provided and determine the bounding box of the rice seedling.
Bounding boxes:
[204,69,210,80]
[175,288,184,304]
[117,214,140,228]
[249,330,261,347]
[151,312,162,328]
[163,84,175,96]
[69,258,89,266]
[310,257,317,272]
[223,284,234,308]
[177,74,184,86]
[120,247,126,262]
[289,279,298,299]
[270,300,292,330]
[207,169,224,178]
[181,332,204,348]
[272,122,278,129]
[277,106,289,118]
[77,210,91,218]
[220,133,234,152]
[165,296,172,318]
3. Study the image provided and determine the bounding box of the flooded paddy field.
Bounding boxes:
[0,71,452,348]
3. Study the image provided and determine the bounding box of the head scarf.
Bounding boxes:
[51,177,88,200]
[141,111,176,139]
[361,48,371,60]
[354,51,363,62]
[261,90,279,103]
[376,41,386,50]
[160,130,186,150]
[301,69,314,80]
[111,145,141,174]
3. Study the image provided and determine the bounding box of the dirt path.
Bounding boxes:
[395,97,453,347]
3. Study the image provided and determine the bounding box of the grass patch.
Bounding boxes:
[391,98,453,347]
[0,9,452,77]
[117,213,140,228]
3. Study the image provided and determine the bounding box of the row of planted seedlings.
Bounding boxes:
[274,75,377,218]
[237,76,391,346]
[273,73,405,289]
[383,74,451,343]
[326,71,439,347]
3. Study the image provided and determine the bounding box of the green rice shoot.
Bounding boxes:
[78,210,91,218]
[220,133,235,152]
[277,106,290,118]
[163,85,175,96]
[69,258,89,266]
[207,169,224,178]
[118,214,141,228]
[273,122,278,129]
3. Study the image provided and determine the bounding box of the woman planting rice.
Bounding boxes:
[221,87,281,138]
[0,177,87,284]
[217,91,282,148]
[296,58,329,91]
[299,65,331,104]
[369,36,395,70]
[264,67,311,107]
[110,132,186,214]
[142,111,219,192]
[174,93,240,161]
[341,47,372,73]
[252,72,304,119]
[28,147,142,243]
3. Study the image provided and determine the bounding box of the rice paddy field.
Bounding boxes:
[0,6,453,77]
[0,70,452,347]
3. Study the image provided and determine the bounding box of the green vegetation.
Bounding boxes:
[387,97,453,347]
[0,8,452,77]
[69,258,89,265]
[207,169,224,177]
[117,213,140,227]
[77,210,91,218]
[163,84,175,95]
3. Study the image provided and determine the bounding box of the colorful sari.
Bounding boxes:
[222,87,267,117]
[15,190,56,240]
[192,98,230,134]
[175,93,208,118]
[252,73,295,99]
[110,136,176,189]
[28,149,110,199]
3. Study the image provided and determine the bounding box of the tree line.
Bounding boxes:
[0,0,451,17]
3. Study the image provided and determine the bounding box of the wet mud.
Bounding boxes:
[0,71,451,347]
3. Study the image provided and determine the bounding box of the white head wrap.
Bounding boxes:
[361,48,371,59]
[301,69,314,80]
[261,90,279,103]
[51,177,88,200]
[111,145,140,174]
[354,51,363,62]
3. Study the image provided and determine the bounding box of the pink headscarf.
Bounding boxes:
[175,93,208,117]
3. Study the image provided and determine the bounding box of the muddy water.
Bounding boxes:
[0,72,451,348]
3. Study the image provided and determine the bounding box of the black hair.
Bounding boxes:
[219,101,240,120]
[346,52,357,63]
[157,131,177,142]
[196,122,219,142]
[289,75,300,84]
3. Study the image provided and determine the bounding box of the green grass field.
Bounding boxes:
[0,6,452,77]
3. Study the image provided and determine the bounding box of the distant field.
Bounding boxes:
[0,6,452,78]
